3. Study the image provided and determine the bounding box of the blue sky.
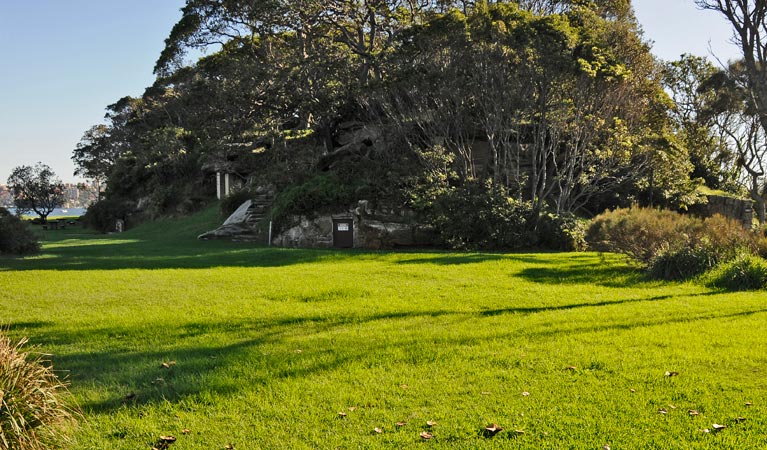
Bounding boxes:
[0,0,745,184]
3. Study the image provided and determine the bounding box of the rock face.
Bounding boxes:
[198,186,275,241]
[272,200,434,249]
[198,200,260,241]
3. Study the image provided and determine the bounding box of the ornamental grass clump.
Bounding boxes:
[0,333,78,450]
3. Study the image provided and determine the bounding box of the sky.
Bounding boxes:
[0,0,746,185]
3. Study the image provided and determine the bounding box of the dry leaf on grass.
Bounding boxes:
[664,371,679,377]
[483,424,503,437]
[373,427,383,434]
[426,420,437,427]
[420,431,433,440]
[712,423,726,431]
[688,410,700,416]
[521,391,530,397]
[396,421,407,427]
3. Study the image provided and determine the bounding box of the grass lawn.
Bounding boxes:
[2,206,767,449]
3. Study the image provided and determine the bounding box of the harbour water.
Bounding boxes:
[6,207,87,218]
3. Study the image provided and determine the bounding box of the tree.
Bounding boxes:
[7,163,65,223]
[696,0,767,142]
[662,54,738,191]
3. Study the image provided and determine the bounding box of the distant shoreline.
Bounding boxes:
[6,207,87,218]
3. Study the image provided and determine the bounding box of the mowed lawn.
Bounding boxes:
[2,208,767,449]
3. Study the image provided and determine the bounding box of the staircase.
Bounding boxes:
[244,190,274,229]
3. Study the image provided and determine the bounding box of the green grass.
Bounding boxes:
[2,206,767,449]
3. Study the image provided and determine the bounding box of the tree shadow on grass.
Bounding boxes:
[1,240,360,271]
[479,291,722,317]
[518,260,646,287]
[20,309,457,414]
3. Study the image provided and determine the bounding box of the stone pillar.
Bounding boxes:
[216,172,223,199]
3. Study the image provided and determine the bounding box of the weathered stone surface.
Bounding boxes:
[198,200,259,240]
[271,200,433,249]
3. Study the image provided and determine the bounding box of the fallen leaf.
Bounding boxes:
[224,445,234,450]
[373,427,383,434]
[603,445,611,450]
[348,407,356,411]
[426,420,437,427]
[521,391,530,397]
[483,423,503,437]
[734,416,746,423]
[514,429,525,435]
[688,410,700,416]
[337,412,347,418]
[629,388,636,393]
[420,431,433,440]
[664,371,679,377]
[668,404,676,409]
[712,423,726,431]
[161,361,176,369]
[159,436,176,443]
[565,366,577,371]
[658,408,668,414]
[181,429,191,434]
[396,421,407,427]
[745,401,753,407]
[701,428,710,433]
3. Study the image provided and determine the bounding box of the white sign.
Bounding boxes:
[337,223,350,231]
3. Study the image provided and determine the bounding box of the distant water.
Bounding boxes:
[6,207,87,218]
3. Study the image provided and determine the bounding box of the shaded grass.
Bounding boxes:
[1,207,767,448]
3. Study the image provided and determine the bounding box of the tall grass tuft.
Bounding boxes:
[0,333,78,450]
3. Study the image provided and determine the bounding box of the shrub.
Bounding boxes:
[587,207,759,280]
[81,199,133,233]
[586,207,699,265]
[0,208,40,255]
[220,189,253,218]
[706,253,767,291]
[427,181,536,250]
[0,333,79,449]
[271,173,355,231]
[648,245,718,281]
[536,212,588,251]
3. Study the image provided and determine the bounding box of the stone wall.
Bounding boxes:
[700,194,753,228]
[272,200,434,249]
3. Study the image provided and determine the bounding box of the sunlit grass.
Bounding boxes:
[1,207,766,449]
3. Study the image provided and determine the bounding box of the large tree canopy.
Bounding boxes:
[74,0,708,229]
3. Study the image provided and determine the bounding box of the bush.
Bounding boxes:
[0,332,79,449]
[0,208,40,255]
[271,173,355,231]
[81,199,134,233]
[648,245,718,281]
[706,253,767,291]
[536,212,588,251]
[587,207,758,280]
[426,181,536,250]
[586,207,699,265]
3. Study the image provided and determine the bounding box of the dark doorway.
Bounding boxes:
[333,218,354,248]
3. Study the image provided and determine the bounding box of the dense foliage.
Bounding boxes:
[587,207,759,281]
[73,0,745,244]
[0,208,40,256]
